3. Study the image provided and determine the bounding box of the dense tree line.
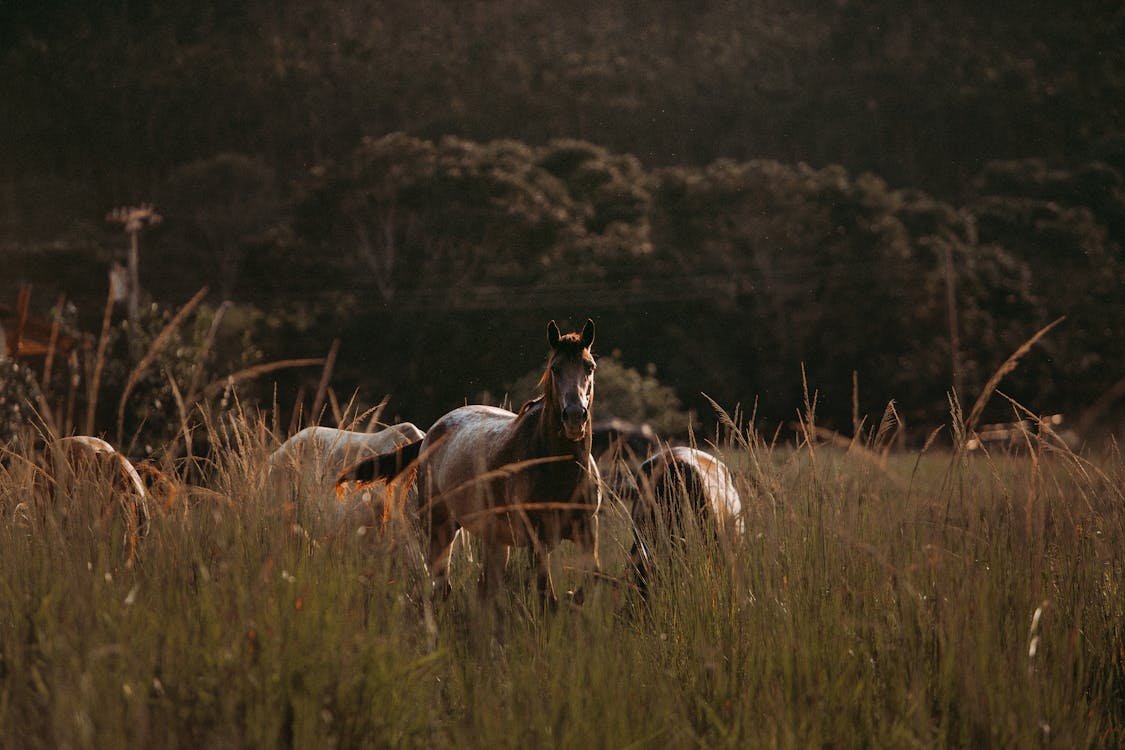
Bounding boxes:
[4,0,1122,219]
[2,1,1123,441]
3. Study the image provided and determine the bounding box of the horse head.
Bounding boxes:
[545,318,596,441]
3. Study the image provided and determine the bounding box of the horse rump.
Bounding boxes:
[628,446,743,598]
[338,438,424,484]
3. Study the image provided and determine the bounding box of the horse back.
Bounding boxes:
[418,405,517,499]
[418,404,597,547]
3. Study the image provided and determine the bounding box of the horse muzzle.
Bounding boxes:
[560,405,589,441]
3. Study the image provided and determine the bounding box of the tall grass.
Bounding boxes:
[1,409,1121,748]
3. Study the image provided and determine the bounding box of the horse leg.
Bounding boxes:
[531,547,557,610]
[476,541,509,600]
[424,500,459,597]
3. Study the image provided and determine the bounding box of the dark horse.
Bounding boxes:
[419,319,601,602]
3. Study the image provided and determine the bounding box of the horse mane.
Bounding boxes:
[516,392,545,417]
[343,438,424,483]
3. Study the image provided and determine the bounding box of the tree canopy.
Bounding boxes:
[3,1,1122,442]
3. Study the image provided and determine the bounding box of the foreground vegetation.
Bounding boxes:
[1,412,1122,748]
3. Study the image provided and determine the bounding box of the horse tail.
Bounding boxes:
[337,438,423,485]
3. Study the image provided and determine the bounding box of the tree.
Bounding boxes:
[292,134,655,308]
[970,158,1125,420]
[650,158,1039,429]
[159,154,280,300]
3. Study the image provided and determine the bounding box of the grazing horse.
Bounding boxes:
[50,436,149,499]
[629,446,743,595]
[34,436,151,566]
[415,319,602,602]
[269,424,426,479]
[268,424,424,518]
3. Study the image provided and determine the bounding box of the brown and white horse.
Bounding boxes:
[629,446,743,595]
[32,436,152,566]
[415,319,602,603]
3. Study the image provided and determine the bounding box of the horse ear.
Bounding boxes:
[547,320,561,349]
[580,318,595,349]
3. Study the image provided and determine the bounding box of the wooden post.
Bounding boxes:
[13,285,30,357]
[106,204,162,323]
[127,228,140,321]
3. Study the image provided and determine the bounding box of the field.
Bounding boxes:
[1,414,1122,749]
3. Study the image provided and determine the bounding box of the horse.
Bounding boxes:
[628,446,743,596]
[269,423,425,517]
[412,319,602,603]
[27,436,152,567]
[269,423,423,487]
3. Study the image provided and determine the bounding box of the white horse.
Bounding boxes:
[267,424,425,518]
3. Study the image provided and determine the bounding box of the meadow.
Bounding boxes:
[0,409,1122,749]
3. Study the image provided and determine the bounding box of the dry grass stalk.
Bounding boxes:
[337,391,382,431]
[12,285,29,353]
[907,424,947,500]
[800,362,816,430]
[948,390,967,449]
[115,287,209,445]
[288,385,307,435]
[702,392,739,435]
[920,424,945,454]
[310,338,341,425]
[85,280,117,435]
[362,397,390,433]
[327,387,343,426]
[195,358,326,405]
[165,368,193,465]
[805,424,907,487]
[30,387,58,437]
[872,400,901,458]
[41,293,65,389]
[64,350,80,435]
[330,389,364,430]
[964,316,1065,437]
[851,370,861,443]
[272,382,281,438]
[795,362,820,466]
[184,299,231,406]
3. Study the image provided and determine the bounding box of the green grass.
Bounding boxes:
[1,416,1122,749]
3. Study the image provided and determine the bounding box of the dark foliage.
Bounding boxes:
[2,2,1122,440]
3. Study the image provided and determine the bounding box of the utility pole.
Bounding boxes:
[106,204,162,322]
